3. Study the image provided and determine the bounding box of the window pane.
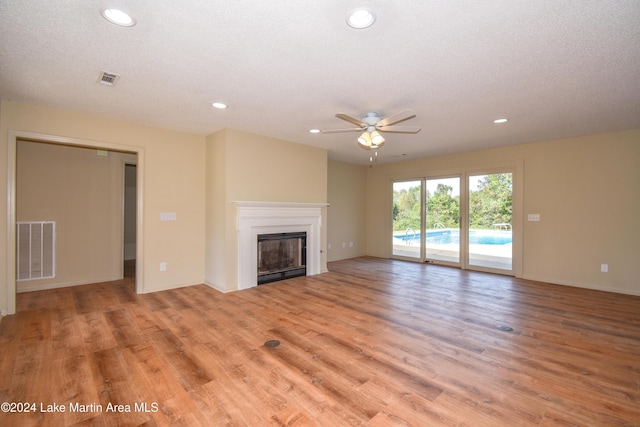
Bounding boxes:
[468,173,513,270]
[425,177,460,264]
[392,180,421,258]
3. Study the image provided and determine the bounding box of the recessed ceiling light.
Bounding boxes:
[347,8,376,29]
[309,129,321,134]
[493,118,509,124]
[100,8,136,27]
[211,102,228,110]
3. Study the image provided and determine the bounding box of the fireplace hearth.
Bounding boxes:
[257,232,307,284]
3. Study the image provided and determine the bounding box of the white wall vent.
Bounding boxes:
[17,221,56,281]
[97,71,120,86]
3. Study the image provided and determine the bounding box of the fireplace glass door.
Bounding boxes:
[257,232,307,284]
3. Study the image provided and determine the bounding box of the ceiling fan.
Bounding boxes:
[321,109,421,154]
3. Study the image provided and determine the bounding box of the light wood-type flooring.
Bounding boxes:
[1,257,639,426]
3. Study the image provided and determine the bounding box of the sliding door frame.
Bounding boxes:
[390,160,523,278]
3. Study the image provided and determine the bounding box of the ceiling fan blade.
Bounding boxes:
[377,125,422,133]
[335,113,366,127]
[321,127,364,134]
[376,109,416,127]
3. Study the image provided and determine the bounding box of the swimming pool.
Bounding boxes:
[397,229,512,245]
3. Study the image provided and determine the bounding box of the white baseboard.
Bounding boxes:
[16,276,122,293]
[522,275,640,296]
[203,281,236,293]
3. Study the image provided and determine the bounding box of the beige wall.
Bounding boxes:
[326,160,367,262]
[364,130,640,295]
[204,129,229,290]
[1,99,637,314]
[1,100,207,314]
[205,128,328,292]
[16,141,136,291]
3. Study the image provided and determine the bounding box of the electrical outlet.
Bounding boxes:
[160,262,167,272]
[527,213,540,221]
[349,242,353,247]
[601,263,608,273]
[342,242,346,248]
[328,243,332,250]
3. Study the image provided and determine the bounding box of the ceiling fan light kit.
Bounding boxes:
[370,130,385,145]
[357,126,386,150]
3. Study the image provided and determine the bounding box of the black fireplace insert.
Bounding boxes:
[257,232,307,285]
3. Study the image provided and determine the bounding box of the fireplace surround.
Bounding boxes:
[235,201,327,289]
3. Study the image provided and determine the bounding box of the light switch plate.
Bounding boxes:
[160,212,177,221]
[527,213,540,221]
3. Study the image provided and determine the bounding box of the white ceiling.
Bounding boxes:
[1,1,639,165]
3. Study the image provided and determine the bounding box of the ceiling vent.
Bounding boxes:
[97,71,120,86]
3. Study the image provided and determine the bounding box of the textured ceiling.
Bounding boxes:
[1,0,639,164]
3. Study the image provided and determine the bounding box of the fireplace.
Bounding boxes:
[257,232,306,284]
[235,201,327,290]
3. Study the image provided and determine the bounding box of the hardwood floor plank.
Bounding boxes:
[1,340,52,427]
[356,377,459,426]
[239,346,339,424]
[126,344,194,400]
[90,347,151,426]
[51,353,101,426]
[79,311,119,353]
[1,257,639,426]
[270,406,318,426]
[104,308,150,349]
[262,334,384,423]
[150,328,214,391]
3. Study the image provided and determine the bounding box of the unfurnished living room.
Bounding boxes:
[1,2,639,426]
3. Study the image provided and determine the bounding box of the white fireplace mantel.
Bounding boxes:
[234,201,328,289]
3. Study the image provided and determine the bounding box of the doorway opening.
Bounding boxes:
[5,131,145,315]
[124,164,137,279]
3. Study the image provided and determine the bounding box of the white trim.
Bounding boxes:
[6,131,145,315]
[234,201,327,290]
[523,275,640,297]
[6,139,16,315]
[388,160,524,278]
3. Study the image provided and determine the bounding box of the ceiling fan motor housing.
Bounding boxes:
[363,113,381,125]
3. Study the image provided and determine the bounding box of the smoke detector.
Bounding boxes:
[97,71,120,86]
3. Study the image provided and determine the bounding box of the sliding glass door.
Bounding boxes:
[392,180,422,259]
[425,177,460,264]
[468,173,513,271]
[392,170,516,275]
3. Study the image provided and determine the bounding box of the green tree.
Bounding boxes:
[469,174,512,229]
[426,184,459,229]
[393,185,421,232]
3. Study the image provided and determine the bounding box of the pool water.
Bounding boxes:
[398,229,512,245]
